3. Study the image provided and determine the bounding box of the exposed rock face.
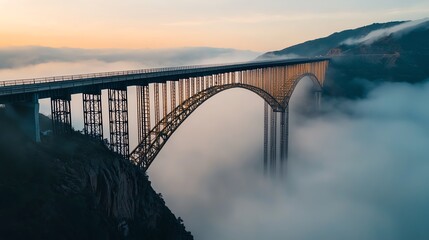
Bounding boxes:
[326,48,342,56]
[0,111,193,240]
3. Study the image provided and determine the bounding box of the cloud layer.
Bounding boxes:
[0,46,259,80]
[342,18,429,45]
[0,46,259,137]
[148,78,429,240]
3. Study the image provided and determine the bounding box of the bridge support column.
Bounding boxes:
[191,78,195,96]
[185,79,190,99]
[263,102,269,176]
[280,106,289,177]
[315,91,322,110]
[154,83,160,132]
[83,91,103,140]
[196,78,200,93]
[51,95,72,135]
[170,81,176,112]
[137,85,150,162]
[179,80,184,105]
[5,93,40,142]
[162,83,168,124]
[270,108,277,177]
[108,88,129,158]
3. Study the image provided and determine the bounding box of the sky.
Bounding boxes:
[1,0,429,51]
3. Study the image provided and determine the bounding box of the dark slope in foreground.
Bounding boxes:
[260,20,429,98]
[0,109,193,240]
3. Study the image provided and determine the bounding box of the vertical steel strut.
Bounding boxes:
[83,91,103,140]
[264,101,269,176]
[51,95,72,135]
[201,77,205,91]
[179,80,184,105]
[185,79,190,100]
[170,81,176,113]
[162,83,167,124]
[108,88,129,158]
[191,78,195,96]
[270,108,277,177]
[137,85,150,151]
[154,83,160,132]
[315,91,322,110]
[279,106,289,177]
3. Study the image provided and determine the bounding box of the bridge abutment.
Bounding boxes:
[5,94,41,142]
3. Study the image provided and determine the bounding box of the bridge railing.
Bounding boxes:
[0,58,328,91]
[0,63,227,87]
[0,58,311,87]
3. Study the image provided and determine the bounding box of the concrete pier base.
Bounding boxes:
[5,94,40,142]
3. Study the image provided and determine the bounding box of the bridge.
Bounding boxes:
[0,58,329,176]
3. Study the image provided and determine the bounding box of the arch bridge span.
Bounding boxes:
[0,58,329,175]
[130,63,328,172]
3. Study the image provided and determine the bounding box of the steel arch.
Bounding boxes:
[281,73,323,107]
[130,74,322,172]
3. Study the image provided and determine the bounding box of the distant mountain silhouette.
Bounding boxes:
[260,19,429,98]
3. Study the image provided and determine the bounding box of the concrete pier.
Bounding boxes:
[5,94,40,142]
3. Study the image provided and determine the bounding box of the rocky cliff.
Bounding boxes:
[0,109,193,240]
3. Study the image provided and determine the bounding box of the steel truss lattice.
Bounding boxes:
[108,88,129,158]
[51,96,72,135]
[130,82,283,171]
[128,62,327,172]
[83,92,103,139]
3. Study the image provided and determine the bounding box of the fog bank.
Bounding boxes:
[149,78,429,240]
[0,46,259,80]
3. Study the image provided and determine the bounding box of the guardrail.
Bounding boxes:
[0,64,224,87]
[0,58,329,97]
[0,58,326,87]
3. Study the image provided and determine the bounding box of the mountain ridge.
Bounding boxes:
[259,19,429,98]
[259,21,406,59]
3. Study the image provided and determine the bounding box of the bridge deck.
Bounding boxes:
[0,58,328,103]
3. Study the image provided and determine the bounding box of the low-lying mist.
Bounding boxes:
[0,46,259,80]
[148,78,429,240]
